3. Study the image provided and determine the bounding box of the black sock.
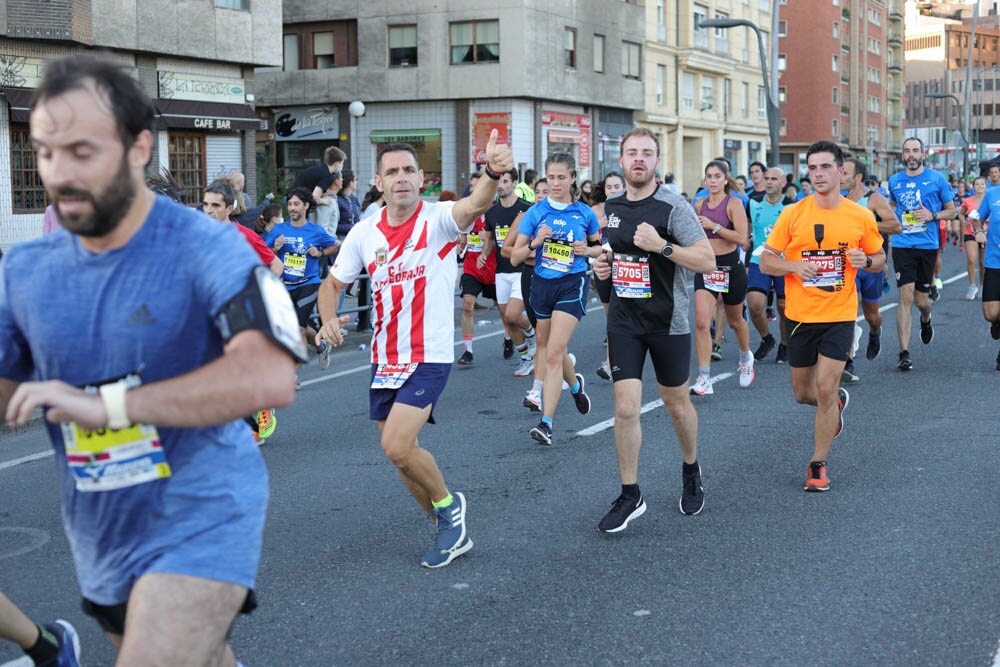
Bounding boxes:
[25,624,59,665]
[622,483,640,500]
[682,460,699,474]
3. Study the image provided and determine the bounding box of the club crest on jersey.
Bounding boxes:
[607,213,621,229]
[404,237,415,250]
[375,247,388,265]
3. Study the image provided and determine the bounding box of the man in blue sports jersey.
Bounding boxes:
[0,56,297,665]
[887,137,956,371]
[971,189,1000,370]
[747,167,792,363]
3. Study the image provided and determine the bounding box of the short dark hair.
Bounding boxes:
[286,186,315,211]
[324,145,346,166]
[33,55,155,153]
[805,140,844,166]
[376,142,419,173]
[507,167,519,182]
[524,169,537,185]
[204,181,235,208]
[749,160,767,173]
[902,137,924,152]
[799,176,811,184]
[845,158,868,181]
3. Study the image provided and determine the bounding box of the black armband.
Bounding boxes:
[587,238,602,247]
[216,266,310,364]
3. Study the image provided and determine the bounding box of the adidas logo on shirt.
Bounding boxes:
[127,304,158,326]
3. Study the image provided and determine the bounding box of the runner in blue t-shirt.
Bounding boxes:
[510,153,601,445]
[747,167,791,363]
[972,185,1000,369]
[886,137,957,371]
[0,56,298,665]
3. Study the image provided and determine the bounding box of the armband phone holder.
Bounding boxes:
[216,266,310,364]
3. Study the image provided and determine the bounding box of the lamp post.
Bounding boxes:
[347,100,366,171]
[927,92,966,175]
[698,18,781,169]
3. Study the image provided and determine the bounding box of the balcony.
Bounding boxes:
[841,104,850,114]
[841,69,850,83]
[887,86,902,99]
[888,1,903,20]
[887,59,902,72]
[715,37,730,56]
[888,31,903,45]
[888,114,903,125]
[694,32,709,50]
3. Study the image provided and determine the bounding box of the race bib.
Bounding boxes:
[495,226,509,248]
[466,232,484,253]
[63,423,170,493]
[801,249,845,287]
[901,211,926,235]
[540,238,574,273]
[371,363,419,390]
[704,268,730,293]
[284,252,307,276]
[612,254,652,298]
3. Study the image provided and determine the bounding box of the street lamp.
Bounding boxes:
[347,100,366,171]
[927,92,967,175]
[698,18,781,169]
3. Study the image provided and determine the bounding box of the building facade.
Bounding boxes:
[255,1,645,195]
[0,0,281,247]
[637,0,774,194]
[779,0,904,181]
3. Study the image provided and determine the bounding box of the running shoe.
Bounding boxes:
[851,324,863,358]
[603,336,608,347]
[766,306,777,322]
[920,317,934,345]
[690,373,713,395]
[317,340,331,370]
[991,320,1000,340]
[514,358,535,377]
[804,461,830,492]
[929,283,940,302]
[457,350,474,365]
[841,360,860,383]
[966,284,980,300]
[866,331,881,361]
[473,301,489,311]
[295,374,301,391]
[996,349,1000,373]
[523,388,541,411]
[897,350,912,371]
[776,344,788,364]
[882,277,891,295]
[834,386,849,439]
[754,334,776,361]
[598,492,646,533]
[526,332,537,359]
[421,492,472,568]
[596,360,612,380]
[571,373,591,414]
[530,421,553,445]
[503,338,514,359]
[738,358,755,387]
[679,464,705,515]
[711,343,723,361]
[44,620,81,667]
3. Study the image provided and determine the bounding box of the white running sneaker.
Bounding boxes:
[523,388,542,411]
[739,358,755,387]
[690,373,713,395]
[514,358,535,377]
[526,333,537,359]
[966,284,979,300]
[850,324,863,359]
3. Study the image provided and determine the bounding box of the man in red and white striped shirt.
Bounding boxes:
[318,131,514,568]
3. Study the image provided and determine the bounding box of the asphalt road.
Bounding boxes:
[2,247,999,666]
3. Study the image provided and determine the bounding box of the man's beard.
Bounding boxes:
[906,157,923,170]
[52,157,136,238]
[626,169,654,189]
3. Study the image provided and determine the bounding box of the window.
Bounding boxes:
[868,8,882,25]
[832,54,839,71]
[758,86,767,119]
[215,0,247,8]
[564,28,577,68]
[714,13,728,38]
[832,119,839,136]
[778,21,787,37]
[868,96,882,113]
[833,22,839,39]
[656,65,665,105]
[778,54,787,71]
[283,34,300,70]
[702,77,715,109]
[868,67,881,84]
[724,78,732,114]
[778,85,787,104]
[683,72,696,109]
[283,21,358,70]
[741,81,750,117]
[832,87,839,104]
[168,132,206,206]
[388,25,417,66]
[450,20,500,64]
[622,41,641,79]
[694,4,708,48]
[10,124,46,213]
[594,34,605,72]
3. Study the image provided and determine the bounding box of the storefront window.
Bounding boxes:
[168,132,206,205]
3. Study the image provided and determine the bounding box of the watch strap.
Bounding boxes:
[99,382,132,430]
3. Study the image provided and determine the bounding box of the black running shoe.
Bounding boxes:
[841,360,860,383]
[992,321,1000,340]
[866,331,881,361]
[503,338,514,359]
[457,350,474,365]
[572,373,591,415]
[897,350,912,371]
[599,492,646,533]
[679,464,705,515]
[530,421,552,445]
[754,334,776,361]
[920,317,934,345]
[929,284,940,302]
[776,344,788,364]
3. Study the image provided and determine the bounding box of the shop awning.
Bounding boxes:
[370,129,441,143]
[547,130,582,144]
[154,98,259,132]
[3,88,35,123]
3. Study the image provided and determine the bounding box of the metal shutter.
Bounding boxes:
[205,135,243,182]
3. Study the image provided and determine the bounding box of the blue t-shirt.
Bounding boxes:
[517,198,600,280]
[265,221,337,288]
[747,197,788,264]
[975,186,1000,269]
[0,196,270,604]
[888,169,955,250]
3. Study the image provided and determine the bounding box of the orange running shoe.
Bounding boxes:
[804,461,830,492]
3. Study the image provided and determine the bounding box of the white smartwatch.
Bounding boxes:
[99,382,132,430]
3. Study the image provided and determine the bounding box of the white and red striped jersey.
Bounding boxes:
[331,201,461,364]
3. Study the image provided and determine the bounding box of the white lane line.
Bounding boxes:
[990,638,1000,667]
[576,372,735,437]
[0,449,53,471]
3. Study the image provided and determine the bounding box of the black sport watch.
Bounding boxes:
[660,243,674,258]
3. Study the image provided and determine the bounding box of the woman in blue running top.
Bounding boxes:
[511,153,602,445]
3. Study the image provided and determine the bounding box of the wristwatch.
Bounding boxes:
[865,256,872,269]
[660,243,674,258]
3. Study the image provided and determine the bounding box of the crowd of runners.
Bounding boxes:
[2,55,999,667]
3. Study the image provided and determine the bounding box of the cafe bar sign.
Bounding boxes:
[157,71,246,105]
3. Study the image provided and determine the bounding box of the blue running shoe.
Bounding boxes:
[43,620,81,667]
[422,492,472,568]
